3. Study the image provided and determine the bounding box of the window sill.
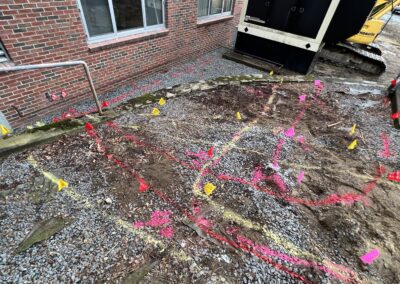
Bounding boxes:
[197,15,234,27]
[88,28,170,52]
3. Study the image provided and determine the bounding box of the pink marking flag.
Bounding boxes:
[388,171,400,182]
[297,171,305,185]
[298,94,307,102]
[139,178,150,192]
[360,248,380,265]
[314,80,322,87]
[284,127,295,138]
[297,135,305,144]
[208,146,213,157]
[102,101,109,108]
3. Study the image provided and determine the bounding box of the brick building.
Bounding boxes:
[0,0,242,129]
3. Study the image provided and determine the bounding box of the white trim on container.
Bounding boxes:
[237,0,341,52]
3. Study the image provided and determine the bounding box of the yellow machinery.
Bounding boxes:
[319,0,400,74]
[348,0,400,45]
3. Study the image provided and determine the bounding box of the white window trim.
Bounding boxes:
[198,0,233,20]
[76,0,166,44]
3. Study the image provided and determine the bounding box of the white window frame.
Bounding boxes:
[198,0,233,20]
[77,0,166,44]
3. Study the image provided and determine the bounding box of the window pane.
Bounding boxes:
[223,0,233,12]
[145,0,163,26]
[112,0,144,31]
[80,0,113,37]
[210,0,223,15]
[198,0,209,17]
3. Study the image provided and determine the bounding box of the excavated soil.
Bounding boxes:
[1,80,400,283]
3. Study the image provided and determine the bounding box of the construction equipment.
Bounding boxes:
[233,0,398,74]
[321,0,400,74]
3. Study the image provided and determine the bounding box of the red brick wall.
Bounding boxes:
[0,0,243,129]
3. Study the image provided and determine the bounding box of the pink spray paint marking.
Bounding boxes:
[284,127,295,138]
[272,138,285,169]
[378,133,391,158]
[88,125,363,283]
[234,234,358,283]
[360,248,380,265]
[297,171,305,185]
[273,173,289,193]
[159,226,174,238]
[251,165,264,184]
[297,135,305,144]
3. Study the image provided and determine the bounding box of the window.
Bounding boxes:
[0,41,11,64]
[198,0,233,18]
[78,0,164,43]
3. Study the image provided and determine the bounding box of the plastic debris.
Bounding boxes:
[348,139,357,150]
[152,108,160,116]
[390,112,399,119]
[204,182,216,196]
[158,98,166,106]
[35,121,45,127]
[236,112,242,121]
[284,127,295,138]
[57,179,69,191]
[388,171,400,182]
[349,124,356,135]
[0,125,9,136]
[360,248,380,265]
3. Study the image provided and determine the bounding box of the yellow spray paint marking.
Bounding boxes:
[236,112,242,121]
[152,108,160,116]
[204,182,216,196]
[190,91,352,268]
[27,156,201,269]
[349,124,356,135]
[158,98,166,106]
[348,139,357,150]
[0,125,9,135]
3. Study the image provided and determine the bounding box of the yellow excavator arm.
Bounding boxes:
[348,0,400,44]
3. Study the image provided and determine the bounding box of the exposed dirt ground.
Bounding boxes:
[1,77,400,283]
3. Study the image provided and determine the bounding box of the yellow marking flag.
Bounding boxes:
[204,182,216,196]
[152,108,160,116]
[159,98,166,106]
[348,139,357,150]
[0,125,9,136]
[269,70,274,76]
[57,179,69,191]
[236,112,242,121]
[349,124,356,135]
